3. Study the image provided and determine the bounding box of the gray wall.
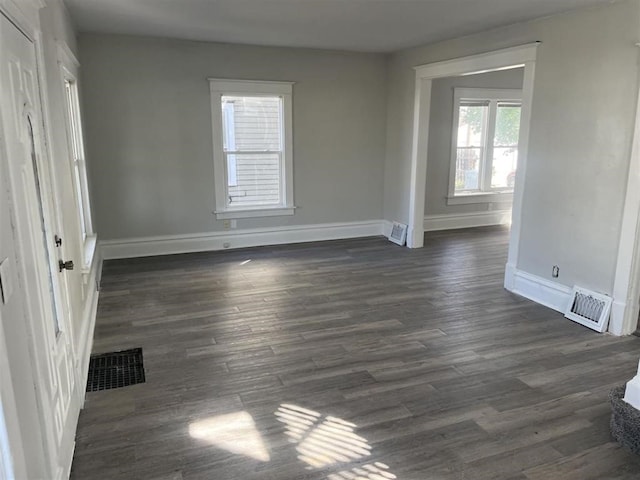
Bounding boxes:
[426,68,524,215]
[79,34,388,240]
[384,0,639,294]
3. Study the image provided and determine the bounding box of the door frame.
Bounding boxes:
[610,72,640,336]
[406,43,539,292]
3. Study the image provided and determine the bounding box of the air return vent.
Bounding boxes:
[388,222,407,246]
[564,286,612,333]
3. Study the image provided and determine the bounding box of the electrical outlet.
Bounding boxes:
[223,219,231,230]
[552,265,559,278]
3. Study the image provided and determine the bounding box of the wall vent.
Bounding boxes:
[564,286,612,333]
[389,222,407,246]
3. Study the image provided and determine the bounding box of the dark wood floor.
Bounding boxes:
[72,226,640,480]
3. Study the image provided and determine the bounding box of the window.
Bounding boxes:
[448,88,522,204]
[59,44,96,271]
[209,79,295,219]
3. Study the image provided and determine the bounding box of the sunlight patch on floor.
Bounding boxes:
[189,411,270,462]
[276,404,396,479]
[328,462,397,480]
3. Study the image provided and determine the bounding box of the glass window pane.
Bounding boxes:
[491,104,521,189]
[491,147,518,189]
[455,147,481,192]
[221,95,283,207]
[456,104,487,147]
[221,96,281,152]
[226,152,281,206]
[494,104,521,146]
[455,104,486,192]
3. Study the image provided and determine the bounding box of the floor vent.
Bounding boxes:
[86,348,145,392]
[564,286,612,333]
[389,222,407,246]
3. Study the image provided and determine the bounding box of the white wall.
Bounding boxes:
[384,0,639,295]
[78,34,388,241]
[426,68,524,216]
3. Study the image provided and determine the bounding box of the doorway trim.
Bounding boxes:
[407,43,539,291]
[610,72,640,336]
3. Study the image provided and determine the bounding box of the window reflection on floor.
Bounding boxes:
[276,404,397,479]
[189,411,270,462]
[188,404,396,479]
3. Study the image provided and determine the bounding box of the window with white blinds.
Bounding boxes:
[210,80,295,219]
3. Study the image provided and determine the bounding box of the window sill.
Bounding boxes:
[214,206,296,220]
[81,234,97,275]
[446,191,513,205]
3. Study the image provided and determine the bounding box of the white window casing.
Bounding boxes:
[209,79,295,219]
[58,43,96,271]
[448,87,522,205]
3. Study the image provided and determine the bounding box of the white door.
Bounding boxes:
[0,13,76,480]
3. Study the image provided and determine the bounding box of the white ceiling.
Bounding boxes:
[64,0,612,53]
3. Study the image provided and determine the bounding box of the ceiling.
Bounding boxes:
[64,0,613,53]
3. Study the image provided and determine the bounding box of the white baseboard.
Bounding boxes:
[609,299,634,336]
[423,210,512,231]
[381,220,394,238]
[101,220,386,259]
[76,256,100,406]
[508,268,572,313]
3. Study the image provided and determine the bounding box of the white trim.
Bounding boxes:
[423,210,512,231]
[381,220,394,238]
[407,77,431,248]
[214,206,296,220]
[408,43,538,252]
[76,266,99,407]
[446,192,513,205]
[0,0,39,39]
[505,58,536,289]
[511,269,572,313]
[56,41,79,70]
[57,43,96,270]
[414,43,539,78]
[611,62,640,335]
[100,220,385,259]
[455,87,523,101]
[207,79,294,95]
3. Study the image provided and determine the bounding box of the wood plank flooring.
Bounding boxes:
[71,226,640,480]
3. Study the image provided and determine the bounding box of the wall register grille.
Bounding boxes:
[564,286,612,333]
[389,222,407,246]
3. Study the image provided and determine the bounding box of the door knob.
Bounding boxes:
[59,260,74,272]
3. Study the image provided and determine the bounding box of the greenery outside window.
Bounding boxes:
[448,88,522,204]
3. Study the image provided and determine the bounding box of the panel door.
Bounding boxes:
[0,12,76,479]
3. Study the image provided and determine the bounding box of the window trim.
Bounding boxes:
[448,87,522,203]
[58,42,96,272]
[209,79,295,219]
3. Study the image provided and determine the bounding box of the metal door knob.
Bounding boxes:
[59,260,74,272]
